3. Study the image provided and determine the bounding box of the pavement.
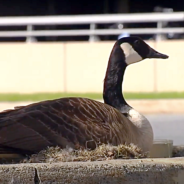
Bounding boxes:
[0,99,183,114]
[0,99,183,145]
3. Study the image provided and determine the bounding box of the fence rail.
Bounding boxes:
[1,12,184,25]
[0,12,184,41]
[0,28,184,37]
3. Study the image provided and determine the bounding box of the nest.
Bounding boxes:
[22,143,149,163]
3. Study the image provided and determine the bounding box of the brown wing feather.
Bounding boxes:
[0,97,129,154]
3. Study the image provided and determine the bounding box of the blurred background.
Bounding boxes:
[0,0,184,42]
[0,0,183,145]
[0,0,183,94]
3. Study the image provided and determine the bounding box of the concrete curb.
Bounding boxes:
[0,99,183,114]
[0,158,184,184]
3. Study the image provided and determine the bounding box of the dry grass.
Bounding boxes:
[172,145,184,157]
[21,143,149,163]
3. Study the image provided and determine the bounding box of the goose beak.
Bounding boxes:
[147,48,169,59]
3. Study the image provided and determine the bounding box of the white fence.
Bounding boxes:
[0,12,184,41]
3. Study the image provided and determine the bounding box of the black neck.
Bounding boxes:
[103,43,132,113]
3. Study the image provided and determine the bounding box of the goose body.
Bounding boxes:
[0,98,144,153]
[0,37,168,155]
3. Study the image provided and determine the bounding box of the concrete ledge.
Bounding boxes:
[0,157,184,184]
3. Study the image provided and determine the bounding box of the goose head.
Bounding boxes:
[116,36,169,65]
[104,36,169,111]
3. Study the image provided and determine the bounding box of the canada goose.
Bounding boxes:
[0,37,168,156]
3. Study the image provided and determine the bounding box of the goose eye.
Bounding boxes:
[134,40,140,46]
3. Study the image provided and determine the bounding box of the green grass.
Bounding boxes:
[0,92,183,102]
[124,92,184,99]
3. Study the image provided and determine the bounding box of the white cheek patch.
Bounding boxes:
[120,43,143,65]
